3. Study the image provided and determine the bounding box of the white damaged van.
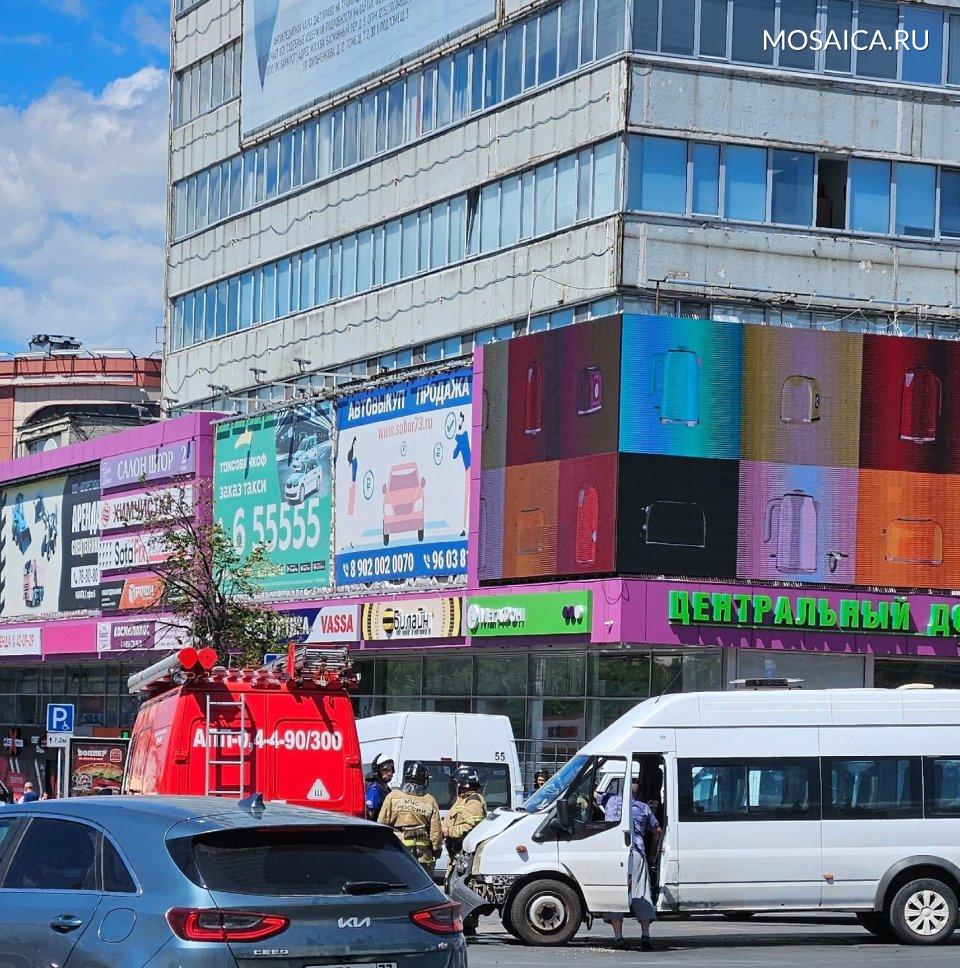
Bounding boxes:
[452,688,960,947]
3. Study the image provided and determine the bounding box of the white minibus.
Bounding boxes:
[453,688,960,946]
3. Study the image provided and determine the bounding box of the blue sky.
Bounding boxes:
[0,0,170,356]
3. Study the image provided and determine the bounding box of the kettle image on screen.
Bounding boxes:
[900,366,942,444]
[780,376,822,424]
[764,491,818,574]
[883,517,944,566]
[641,501,706,548]
[650,347,701,426]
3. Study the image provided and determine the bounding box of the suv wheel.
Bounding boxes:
[888,877,958,945]
[509,879,582,946]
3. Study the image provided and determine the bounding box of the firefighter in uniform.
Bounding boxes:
[378,761,442,874]
[442,766,487,873]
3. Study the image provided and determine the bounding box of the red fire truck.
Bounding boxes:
[122,645,365,816]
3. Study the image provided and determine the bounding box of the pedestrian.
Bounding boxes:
[602,776,661,951]
[364,753,395,821]
[378,761,442,875]
[18,782,39,804]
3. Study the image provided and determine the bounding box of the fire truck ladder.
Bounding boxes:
[204,693,250,797]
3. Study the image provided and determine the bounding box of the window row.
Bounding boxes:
[170,139,620,349]
[633,0,960,88]
[173,40,241,127]
[172,0,626,239]
[679,756,960,821]
[627,134,960,241]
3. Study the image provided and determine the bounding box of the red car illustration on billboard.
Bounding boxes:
[382,462,426,545]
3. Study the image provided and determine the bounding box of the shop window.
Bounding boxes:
[652,651,722,695]
[424,657,472,695]
[524,361,543,434]
[816,157,847,230]
[575,486,599,564]
[475,698,526,740]
[591,654,651,698]
[588,700,638,738]
[531,654,587,697]
[849,158,891,233]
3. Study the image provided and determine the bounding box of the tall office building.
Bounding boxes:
[165,0,960,412]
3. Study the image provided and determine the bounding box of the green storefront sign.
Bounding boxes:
[668,588,960,638]
[213,405,333,595]
[466,591,592,637]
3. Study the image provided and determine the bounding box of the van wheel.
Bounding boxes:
[856,912,894,940]
[509,879,582,946]
[888,878,958,945]
[500,907,520,940]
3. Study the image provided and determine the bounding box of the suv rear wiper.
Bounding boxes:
[341,881,408,895]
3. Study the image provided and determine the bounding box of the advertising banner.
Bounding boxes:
[100,441,195,491]
[305,604,360,643]
[241,0,495,137]
[97,617,190,653]
[334,369,472,586]
[99,485,193,533]
[100,574,165,613]
[98,531,168,573]
[360,598,461,641]
[0,627,41,657]
[465,591,591,637]
[214,402,333,596]
[68,739,128,796]
[0,471,101,620]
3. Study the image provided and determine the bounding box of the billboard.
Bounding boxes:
[99,485,193,532]
[479,314,960,592]
[214,402,333,596]
[100,441,195,491]
[360,597,462,640]
[241,0,495,137]
[334,368,472,586]
[0,470,100,620]
[68,739,128,796]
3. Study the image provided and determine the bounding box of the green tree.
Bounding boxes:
[121,480,287,667]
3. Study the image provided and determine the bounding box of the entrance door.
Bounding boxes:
[675,728,822,910]
[557,756,630,913]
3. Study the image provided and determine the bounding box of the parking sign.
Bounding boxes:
[46,704,75,734]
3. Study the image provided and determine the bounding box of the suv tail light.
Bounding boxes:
[166,908,289,942]
[410,901,463,935]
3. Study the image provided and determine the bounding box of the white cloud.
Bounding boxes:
[0,67,167,353]
[121,3,168,53]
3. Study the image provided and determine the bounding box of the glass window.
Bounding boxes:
[822,757,922,819]
[210,50,224,108]
[924,757,960,817]
[449,194,465,261]
[203,284,216,339]
[198,56,211,113]
[103,839,136,893]
[855,2,898,79]
[266,138,279,198]
[581,0,597,61]
[360,93,376,160]
[4,819,98,890]
[379,657,422,696]
[592,139,618,215]
[343,101,359,168]
[387,81,404,148]
[230,156,242,214]
[437,58,453,128]
[632,0,658,50]
[261,263,277,322]
[431,202,448,268]
[778,0,816,69]
[940,168,960,238]
[356,230,373,292]
[590,653,650,698]
[538,7,559,83]
[501,175,521,246]
[691,142,720,215]
[316,244,330,304]
[531,654,586,697]
[661,0,695,55]
[227,276,239,332]
[419,214,431,271]
[375,89,388,154]
[480,183,501,252]
[485,36,503,107]
[341,234,357,296]
[384,219,401,283]
[699,0,728,57]
[731,0,774,64]
[849,158,891,233]
[631,135,686,214]
[523,21,538,90]
[577,147,593,220]
[401,213,419,277]
[239,272,253,328]
[476,653,527,696]
[902,6,943,84]
[520,169,536,238]
[424,657,472,695]
[404,74,421,141]
[679,759,819,821]
[559,0,580,74]
[825,0,853,72]
[556,153,577,227]
[771,149,814,225]
[276,259,291,317]
[596,0,624,58]
[949,14,960,85]
[723,145,767,221]
[422,65,436,132]
[535,162,556,234]
[452,51,471,122]
[894,162,936,238]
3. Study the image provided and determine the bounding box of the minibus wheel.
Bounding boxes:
[509,879,583,946]
[888,877,958,945]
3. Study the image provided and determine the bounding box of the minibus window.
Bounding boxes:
[924,757,960,817]
[821,757,922,820]
[564,756,626,830]
[679,758,819,822]
[523,755,588,812]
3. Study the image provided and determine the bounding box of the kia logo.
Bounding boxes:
[338,917,371,929]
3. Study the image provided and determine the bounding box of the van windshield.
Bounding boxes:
[522,755,589,812]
